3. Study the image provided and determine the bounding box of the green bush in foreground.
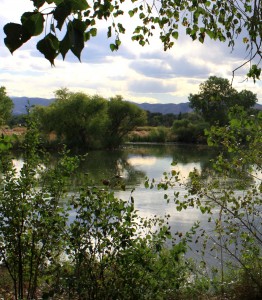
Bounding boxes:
[1,109,261,299]
[0,119,204,299]
[155,108,262,299]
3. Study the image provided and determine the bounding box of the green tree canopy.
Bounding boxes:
[34,89,108,149]
[189,76,257,125]
[0,87,13,126]
[34,90,146,149]
[3,0,262,79]
[105,95,147,148]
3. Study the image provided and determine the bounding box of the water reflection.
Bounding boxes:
[10,144,216,232]
[8,144,260,269]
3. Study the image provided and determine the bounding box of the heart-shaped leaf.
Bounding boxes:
[60,31,71,60]
[21,12,44,36]
[54,2,72,30]
[37,33,60,65]
[4,23,31,53]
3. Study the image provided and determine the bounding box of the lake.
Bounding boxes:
[13,143,218,229]
[13,143,217,228]
[77,143,225,264]
[12,143,233,265]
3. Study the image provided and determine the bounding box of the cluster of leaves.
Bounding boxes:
[189,76,258,126]
[1,118,205,299]
[3,0,262,76]
[33,89,146,149]
[0,87,13,127]
[172,114,209,143]
[154,107,262,297]
[0,117,76,299]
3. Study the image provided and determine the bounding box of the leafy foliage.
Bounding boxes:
[105,95,147,148]
[0,117,76,299]
[0,118,199,299]
[0,87,14,127]
[33,89,146,149]
[172,117,209,143]
[189,76,257,125]
[158,107,262,298]
[3,0,262,75]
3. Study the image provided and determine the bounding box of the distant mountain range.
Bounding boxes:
[12,97,54,115]
[135,102,193,115]
[11,96,262,115]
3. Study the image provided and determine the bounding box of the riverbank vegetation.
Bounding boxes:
[0,95,261,299]
[0,118,206,299]
[0,77,261,299]
[1,0,262,298]
[4,76,259,149]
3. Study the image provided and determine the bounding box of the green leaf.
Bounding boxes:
[4,23,31,54]
[69,20,86,61]
[128,10,134,17]
[144,180,149,188]
[66,0,89,10]
[90,28,97,37]
[54,1,72,30]
[31,0,46,8]
[60,31,71,60]
[110,43,117,51]
[172,31,179,39]
[37,33,60,65]
[107,26,112,38]
[247,64,261,82]
[21,12,44,36]
[60,20,87,61]
[206,29,215,39]
[72,19,87,32]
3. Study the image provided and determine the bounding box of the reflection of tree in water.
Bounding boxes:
[78,145,218,188]
[125,144,217,174]
[77,149,145,188]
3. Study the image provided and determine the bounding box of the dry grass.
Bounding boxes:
[0,126,27,136]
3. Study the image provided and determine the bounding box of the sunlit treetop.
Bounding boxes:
[3,0,262,80]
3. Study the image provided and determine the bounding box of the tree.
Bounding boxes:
[105,95,147,148]
[34,89,108,149]
[156,107,262,298]
[190,108,262,297]
[0,118,75,299]
[0,87,13,126]
[172,117,209,143]
[3,1,262,79]
[189,76,257,125]
[34,91,146,149]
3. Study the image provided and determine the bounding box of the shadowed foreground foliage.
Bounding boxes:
[0,118,202,299]
[0,109,261,299]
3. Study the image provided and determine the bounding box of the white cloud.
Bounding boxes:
[0,0,261,104]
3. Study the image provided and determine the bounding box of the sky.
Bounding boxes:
[0,0,261,104]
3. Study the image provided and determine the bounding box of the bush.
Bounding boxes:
[0,119,197,299]
[172,119,209,143]
[129,126,170,143]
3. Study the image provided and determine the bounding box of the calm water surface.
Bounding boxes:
[75,144,218,233]
[13,144,234,264]
[80,143,221,263]
[13,144,260,266]
[13,143,217,233]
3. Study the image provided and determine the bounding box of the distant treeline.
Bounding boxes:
[5,76,260,147]
[30,89,147,149]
